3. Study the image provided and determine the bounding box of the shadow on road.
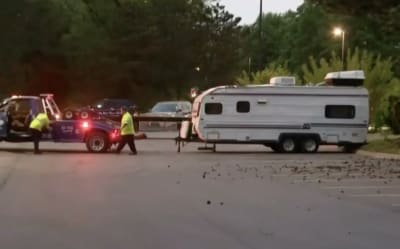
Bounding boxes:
[0,148,91,155]
[0,147,345,155]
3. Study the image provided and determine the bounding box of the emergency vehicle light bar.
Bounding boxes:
[40,93,54,98]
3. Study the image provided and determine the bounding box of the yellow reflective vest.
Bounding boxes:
[29,113,50,132]
[120,112,135,135]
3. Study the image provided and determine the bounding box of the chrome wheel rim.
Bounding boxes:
[282,139,295,152]
[304,139,317,152]
[90,136,105,152]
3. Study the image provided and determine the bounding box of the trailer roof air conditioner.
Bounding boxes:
[324,70,365,86]
[269,77,296,86]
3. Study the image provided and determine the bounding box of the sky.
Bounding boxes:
[218,0,304,24]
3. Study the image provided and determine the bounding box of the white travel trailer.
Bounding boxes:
[182,71,369,153]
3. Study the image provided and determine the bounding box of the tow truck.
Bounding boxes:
[0,94,120,153]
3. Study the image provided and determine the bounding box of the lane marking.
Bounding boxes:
[351,194,400,198]
[322,186,400,190]
[294,179,395,184]
[392,204,400,207]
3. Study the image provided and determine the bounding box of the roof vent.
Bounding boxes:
[269,77,296,86]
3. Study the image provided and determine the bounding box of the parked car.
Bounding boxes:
[145,101,192,117]
[140,101,192,130]
[64,98,137,121]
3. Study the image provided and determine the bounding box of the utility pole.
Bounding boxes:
[258,0,263,71]
[259,0,263,40]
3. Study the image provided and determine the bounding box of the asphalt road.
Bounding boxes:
[0,134,400,249]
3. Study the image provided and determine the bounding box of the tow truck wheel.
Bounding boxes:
[86,131,110,153]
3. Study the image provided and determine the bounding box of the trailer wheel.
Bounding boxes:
[279,137,297,153]
[301,138,319,153]
[86,131,109,153]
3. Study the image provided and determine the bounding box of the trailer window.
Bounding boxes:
[205,103,222,115]
[236,101,250,113]
[325,105,355,119]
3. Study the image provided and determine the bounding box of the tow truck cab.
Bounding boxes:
[0,94,120,152]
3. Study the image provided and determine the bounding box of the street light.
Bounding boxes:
[333,27,345,70]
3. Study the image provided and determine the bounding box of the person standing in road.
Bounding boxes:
[29,112,50,154]
[116,106,137,155]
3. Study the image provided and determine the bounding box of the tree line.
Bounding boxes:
[0,0,399,129]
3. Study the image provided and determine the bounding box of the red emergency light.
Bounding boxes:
[81,121,90,129]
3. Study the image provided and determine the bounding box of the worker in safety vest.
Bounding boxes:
[29,112,50,154]
[115,106,137,155]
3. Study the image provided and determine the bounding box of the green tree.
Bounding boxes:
[302,48,398,124]
[306,0,399,17]
[0,0,69,103]
[237,62,292,85]
[307,0,400,69]
[0,0,244,108]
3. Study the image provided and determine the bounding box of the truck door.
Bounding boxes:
[51,120,86,142]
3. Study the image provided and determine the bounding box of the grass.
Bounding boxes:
[363,138,400,154]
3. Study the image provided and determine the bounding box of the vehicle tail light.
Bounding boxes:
[81,121,90,129]
[110,129,120,140]
[55,114,61,120]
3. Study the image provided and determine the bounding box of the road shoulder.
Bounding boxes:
[358,150,400,159]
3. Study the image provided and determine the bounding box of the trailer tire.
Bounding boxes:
[301,137,319,153]
[279,137,297,153]
[86,131,110,153]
